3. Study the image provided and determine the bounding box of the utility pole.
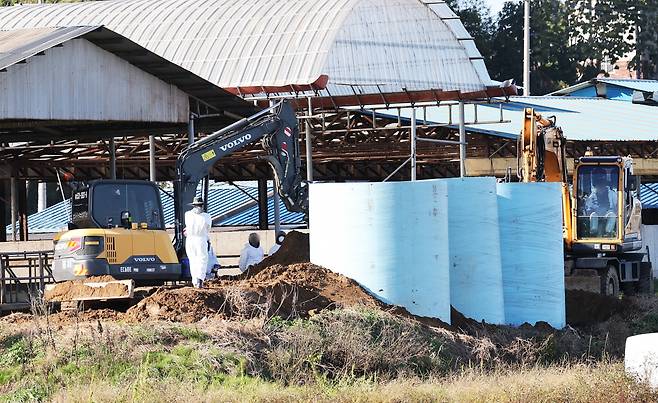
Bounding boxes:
[523,0,531,96]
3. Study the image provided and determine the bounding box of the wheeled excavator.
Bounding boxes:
[518,108,652,297]
[51,101,307,285]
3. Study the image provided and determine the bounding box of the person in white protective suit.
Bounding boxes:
[238,233,264,272]
[268,231,286,256]
[184,197,212,288]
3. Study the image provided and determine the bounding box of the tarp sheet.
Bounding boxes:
[309,179,451,323]
[447,177,505,324]
[497,182,566,328]
[309,178,566,328]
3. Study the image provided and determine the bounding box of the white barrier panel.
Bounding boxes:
[497,182,566,329]
[446,177,505,324]
[626,333,658,388]
[309,180,451,323]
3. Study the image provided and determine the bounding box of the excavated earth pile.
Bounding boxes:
[565,289,629,326]
[237,231,310,278]
[127,263,390,323]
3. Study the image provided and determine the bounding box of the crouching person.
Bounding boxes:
[239,233,264,272]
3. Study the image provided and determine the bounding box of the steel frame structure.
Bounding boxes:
[2,106,658,183]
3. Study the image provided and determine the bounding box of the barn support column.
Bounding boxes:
[18,179,28,241]
[203,176,210,212]
[10,177,17,241]
[273,181,281,235]
[37,182,47,212]
[306,97,314,182]
[459,101,466,177]
[0,180,7,242]
[257,178,268,230]
[109,137,117,180]
[411,107,417,181]
[149,135,156,182]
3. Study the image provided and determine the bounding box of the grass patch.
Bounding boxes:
[4,307,658,401]
[631,312,658,334]
[39,362,658,403]
[172,326,209,342]
[0,335,40,367]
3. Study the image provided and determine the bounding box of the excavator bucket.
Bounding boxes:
[564,271,602,294]
[44,278,134,303]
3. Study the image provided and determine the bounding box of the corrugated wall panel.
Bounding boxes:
[0,0,492,94]
[0,38,189,122]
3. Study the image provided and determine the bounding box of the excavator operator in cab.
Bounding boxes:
[583,168,618,238]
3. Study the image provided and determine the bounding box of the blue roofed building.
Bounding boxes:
[551,78,658,105]
[368,94,658,180]
[7,183,305,235]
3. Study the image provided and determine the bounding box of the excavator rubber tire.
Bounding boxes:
[601,265,620,297]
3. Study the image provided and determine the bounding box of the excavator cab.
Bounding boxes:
[575,163,620,240]
[70,180,164,230]
[572,156,642,252]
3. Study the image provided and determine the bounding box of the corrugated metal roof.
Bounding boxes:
[596,79,658,92]
[7,183,304,234]
[641,183,658,210]
[378,96,658,142]
[0,0,493,96]
[8,198,73,234]
[0,25,257,118]
[219,197,305,226]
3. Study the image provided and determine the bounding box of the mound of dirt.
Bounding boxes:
[566,289,629,326]
[44,276,129,302]
[127,287,230,323]
[238,231,310,278]
[129,262,452,327]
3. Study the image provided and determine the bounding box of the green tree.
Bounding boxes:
[488,0,580,95]
[567,0,658,79]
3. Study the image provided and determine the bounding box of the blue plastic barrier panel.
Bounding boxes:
[497,182,566,329]
[309,179,451,323]
[446,177,505,324]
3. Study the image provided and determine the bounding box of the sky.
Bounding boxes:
[485,0,510,16]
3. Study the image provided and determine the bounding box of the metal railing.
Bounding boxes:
[0,251,260,311]
[0,251,54,310]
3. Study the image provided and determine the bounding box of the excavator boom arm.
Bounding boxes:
[173,100,307,251]
[518,107,567,183]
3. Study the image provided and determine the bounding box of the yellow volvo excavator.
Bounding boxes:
[51,101,307,285]
[518,108,652,296]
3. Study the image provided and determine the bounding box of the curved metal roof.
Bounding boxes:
[0,0,492,96]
